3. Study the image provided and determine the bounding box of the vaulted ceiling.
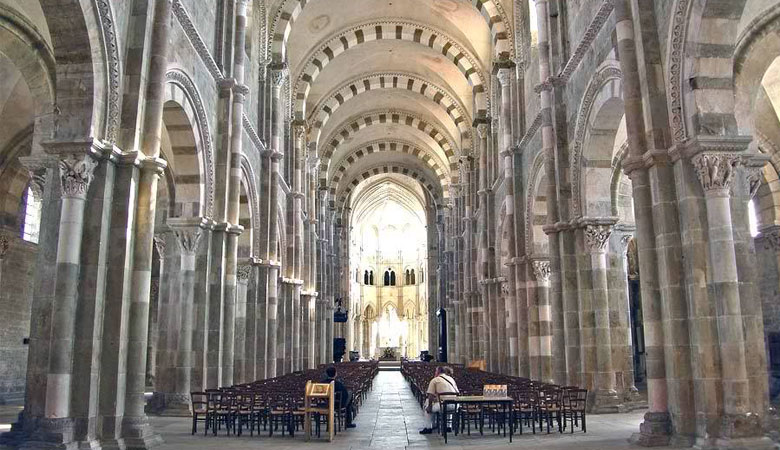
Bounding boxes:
[268,0,516,219]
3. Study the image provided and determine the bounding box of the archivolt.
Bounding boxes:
[240,155,261,258]
[292,20,488,119]
[308,72,472,151]
[334,163,445,212]
[269,0,513,62]
[569,64,622,218]
[319,109,458,173]
[326,139,451,197]
[165,69,216,218]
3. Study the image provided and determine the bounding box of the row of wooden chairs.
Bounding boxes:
[401,361,587,436]
[190,362,379,438]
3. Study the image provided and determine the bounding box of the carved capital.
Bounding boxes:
[0,233,9,259]
[620,234,632,250]
[760,226,780,252]
[476,123,490,139]
[172,227,202,255]
[584,224,612,253]
[237,264,252,281]
[59,154,98,199]
[496,68,513,86]
[153,236,166,258]
[745,167,762,199]
[691,153,741,195]
[531,260,551,283]
[270,63,289,87]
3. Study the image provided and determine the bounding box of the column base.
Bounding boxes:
[622,386,648,411]
[121,416,163,450]
[630,411,671,447]
[147,393,191,417]
[14,418,78,450]
[589,389,622,414]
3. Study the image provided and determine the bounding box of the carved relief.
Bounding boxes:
[626,237,639,280]
[668,0,691,143]
[270,63,289,87]
[59,154,98,199]
[584,224,612,253]
[558,0,615,82]
[171,0,223,80]
[691,153,740,194]
[745,167,762,199]
[762,227,780,252]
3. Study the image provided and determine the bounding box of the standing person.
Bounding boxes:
[419,366,459,434]
[322,366,356,428]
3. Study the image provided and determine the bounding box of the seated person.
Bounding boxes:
[321,366,356,428]
[419,366,459,434]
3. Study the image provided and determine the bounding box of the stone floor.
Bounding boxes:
[0,372,671,449]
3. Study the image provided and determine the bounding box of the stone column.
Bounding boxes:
[609,227,640,404]
[0,233,7,302]
[582,221,621,412]
[161,219,204,414]
[243,260,258,382]
[532,260,553,383]
[266,62,287,376]
[691,152,761,441]
[611,0,676,442]
[146,236,167,390]
[233,263,251,384]
[38,152,98,441]
[476,122,490,365]
[460,156,475,361]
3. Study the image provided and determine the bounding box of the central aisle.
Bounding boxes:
[348,370,429,448]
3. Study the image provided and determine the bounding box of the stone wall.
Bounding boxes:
[0,237,36,404]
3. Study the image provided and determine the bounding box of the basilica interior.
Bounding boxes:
[0,0,779,449]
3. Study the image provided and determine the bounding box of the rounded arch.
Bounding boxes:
[327,140,451,195]
[165,69,215,218]
[292,20,488,119]
[269,0,513,63]
[319,109,458,174]
[335,163,444,213]
[240,156,260,258]
[525,150,549,256]
[569,64,623,217]
[308,72,472,151]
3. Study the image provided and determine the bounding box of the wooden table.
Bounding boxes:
[437,395,513,444]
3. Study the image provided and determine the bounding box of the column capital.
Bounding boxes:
[531,259,551,283]
[168,217,209,255]
[577,218,617,253]
[237,264,252,282]
[0,233,9,260]
[691,152,741,196]
[19,155,56,201]
[58,153,99,200]
[758,225,780,253]
[153,235,166,259]
[495,67,514,86]
[270,63,289,87]
[476,122,489,139]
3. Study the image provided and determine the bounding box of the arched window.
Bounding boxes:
[411,269,416,285]
[384,270,390,286]
[369,270,374,285]
[21,185,41,244]
[390,270,396,286]
[405,269,410,285]
[363,270,369,285]
[419,268,424,283]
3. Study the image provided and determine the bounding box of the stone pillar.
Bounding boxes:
[609,227,640,404]
[243,260,259,382]
[158,219,204,415]
[146,236,166,390]
[36,152,98,445]
[476,122,490,365]
[691,152,764,443]
[266,62,287,377]
[532,260,553,383]
[582,221,621,412]
[233,263,251,383]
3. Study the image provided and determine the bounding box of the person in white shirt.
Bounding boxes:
[419,366,459,434]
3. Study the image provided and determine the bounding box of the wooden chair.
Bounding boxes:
[562,388,587,433]
[190,392,209,435]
